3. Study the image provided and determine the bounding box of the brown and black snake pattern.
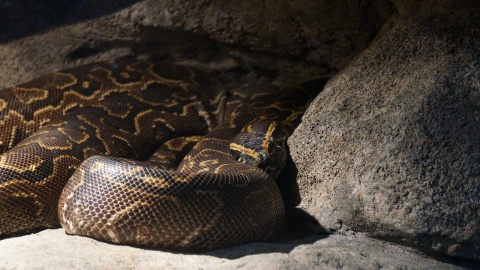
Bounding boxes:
[0,58,324,251]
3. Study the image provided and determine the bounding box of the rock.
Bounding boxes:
[288,13,480,261]
[390,0,480,16]
[0,0,394,88]
[0,229,466,269]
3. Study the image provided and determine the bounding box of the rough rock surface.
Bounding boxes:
[390,0,480,16]
[0,229,465,270]
[0,0,393,88]
[289,13,480,262]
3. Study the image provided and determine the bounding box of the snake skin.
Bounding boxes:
[0,57,324,251]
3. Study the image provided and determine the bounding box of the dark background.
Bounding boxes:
[0,0,140,43]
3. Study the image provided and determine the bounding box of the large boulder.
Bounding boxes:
[289,13,480,261]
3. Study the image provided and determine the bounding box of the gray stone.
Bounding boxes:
[288,13,480,261]
[0,229,465,269]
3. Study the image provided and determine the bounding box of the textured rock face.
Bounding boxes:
[289,14,480,261]
[391,0,480,16]
[142,0,394,70]
[0,0,393,88]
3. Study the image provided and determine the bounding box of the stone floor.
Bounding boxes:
[0,229,468,269]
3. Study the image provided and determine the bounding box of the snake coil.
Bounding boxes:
[0,58,323,251]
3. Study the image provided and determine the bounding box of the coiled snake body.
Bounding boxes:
[0,58,322,251]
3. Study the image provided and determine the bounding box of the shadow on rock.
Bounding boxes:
[207,210,329,260]
[0,0,142,43]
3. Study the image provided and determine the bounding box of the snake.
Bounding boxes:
[0,57,324,251]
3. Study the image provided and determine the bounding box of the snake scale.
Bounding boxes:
[0,57,323,251]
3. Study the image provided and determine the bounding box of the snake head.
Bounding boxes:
[229,120,288,178]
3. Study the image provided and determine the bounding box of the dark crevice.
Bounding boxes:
[0,0,141,43]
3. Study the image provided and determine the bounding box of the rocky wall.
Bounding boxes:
[289,12,480,262]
